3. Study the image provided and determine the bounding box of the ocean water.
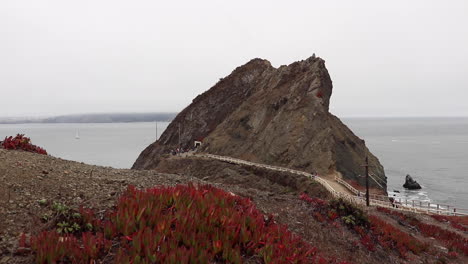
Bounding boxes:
[1,118,467,209]
[343,117,468,210]
[0,122,169,169]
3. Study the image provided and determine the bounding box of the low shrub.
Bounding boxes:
[300,194,369,228]
[2,134,47,155]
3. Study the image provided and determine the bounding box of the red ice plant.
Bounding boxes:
[301,195,427,259]
[430,214,468,232]
[28,184,344,263]
[368,215,427,258]
[377,206,468,256]
[2,134,47,155]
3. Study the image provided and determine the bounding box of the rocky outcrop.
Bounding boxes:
[403,174,422,190]
[132,56,386,190]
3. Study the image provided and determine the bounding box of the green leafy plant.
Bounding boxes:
[56,222,81,234]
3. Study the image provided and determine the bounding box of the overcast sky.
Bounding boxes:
[1,0,467,117]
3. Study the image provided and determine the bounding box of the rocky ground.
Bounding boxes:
[1,149,466,263]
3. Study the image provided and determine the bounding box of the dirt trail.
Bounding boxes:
[321,176,355,196]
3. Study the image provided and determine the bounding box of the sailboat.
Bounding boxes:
[75,131,80,139]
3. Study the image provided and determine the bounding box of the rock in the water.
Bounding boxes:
[132,56,387,191]
[403,174,421,190]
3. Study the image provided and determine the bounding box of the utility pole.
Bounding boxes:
[178,123,181,147]
[360,139,371,207]
[365,156,370,206]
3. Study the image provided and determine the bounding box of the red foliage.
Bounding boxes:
[416,221,468,255]
[368,215,427,258]
[448,251,459,259]
[29,184,342,263]
[431,214,468,232]
[2,134,47,155]
[377,207,468,256]
[347,180,364,192]
[300,193,337,223]
[300,193,328,208]
[376,207,406,221]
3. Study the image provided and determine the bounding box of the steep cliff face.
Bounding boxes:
[132,56,386,190]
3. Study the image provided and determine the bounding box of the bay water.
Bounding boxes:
[1,118,467,209]
[343,117,468,210]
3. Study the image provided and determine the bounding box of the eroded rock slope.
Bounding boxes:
[132,56,386,189]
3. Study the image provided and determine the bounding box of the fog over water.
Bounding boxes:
[1,0,468,117]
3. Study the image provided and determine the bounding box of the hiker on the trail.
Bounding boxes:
[389,197,395,208]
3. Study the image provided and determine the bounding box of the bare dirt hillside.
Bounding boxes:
[1,150,466,264]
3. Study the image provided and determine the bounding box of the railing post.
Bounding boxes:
[437,204,440,214]
[412,200,415,207]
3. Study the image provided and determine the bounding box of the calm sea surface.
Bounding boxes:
[343,117,468,210]
[0,122,169,169]
[1,118,467,209]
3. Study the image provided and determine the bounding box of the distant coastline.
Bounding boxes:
[0,112,177,124]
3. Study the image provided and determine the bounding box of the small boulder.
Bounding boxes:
[403,174,422,190]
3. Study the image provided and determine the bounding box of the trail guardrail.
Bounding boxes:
[196,153,467,216]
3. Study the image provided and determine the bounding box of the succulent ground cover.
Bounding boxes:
[2,150,466,264]
[377,207,467,258]
[300,194,429,259]
[430,214,468,232]
[1,134,47,155]
[24,184,347,263]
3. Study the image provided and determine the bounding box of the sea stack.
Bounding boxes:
[403,174,422,190]
[132,56,387,191]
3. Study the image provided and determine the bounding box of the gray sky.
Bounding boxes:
[1,0,467,117]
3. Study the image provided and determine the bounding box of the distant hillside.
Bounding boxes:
[0,112,177,124]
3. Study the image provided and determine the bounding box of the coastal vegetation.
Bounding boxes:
[26,184,343,263]
[1,134,47,155]
[1,140,466,263]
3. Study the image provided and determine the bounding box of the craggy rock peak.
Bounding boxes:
[133,56,386,190]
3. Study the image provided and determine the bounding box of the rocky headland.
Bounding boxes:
[2,56,467,263]
[133,56,386,190]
